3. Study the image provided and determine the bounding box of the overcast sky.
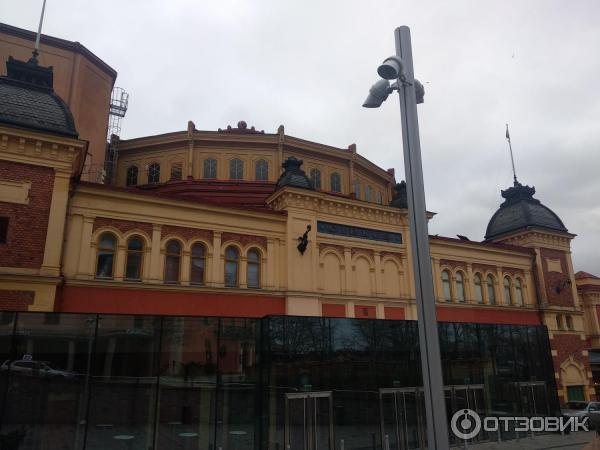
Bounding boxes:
[4,0,600,274]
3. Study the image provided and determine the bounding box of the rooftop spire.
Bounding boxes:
[505,123,518,185]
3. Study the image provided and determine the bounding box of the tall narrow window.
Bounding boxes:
[164,240,181,283]
[442,270,452,302]
[190,243,206,284]
[203,158,217,179]
[455,271,465,302]
[96,233,116,279]
[376,191,383,204]
[126,166,138,186]
[0,217,8,244]
[330,172,341,193]
[170,162,183,180]
[148,162,160,183]
[125,236,144,280]
[566,315,573,330]
[353,180,361,199]
[504,276,512,304]
[487,275,496,305]
[255,159,268,181]
[515,278,524,306]
[365,185,372,202]
[310,169,322,189]
[556,314,564,330]
[474,273,484,303]
[247,249,261,288]
[230,159,244,180]
[225,246,239,287]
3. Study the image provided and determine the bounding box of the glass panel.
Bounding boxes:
[441,271,451,302]
[215,318,259,450]
[156,317,218,450]
[126,167,138,186]
[487,276,496,304]
[504,277,512,304]
[85,315,160,450]
[310,169,321,190]
[330,174,341,193]
[165,256,180,283]
[203,159,217,179]
[287,397,306,450]
[149,163,160,183]
[515,279,524,305]
[1,313,94,450]
[455,273,465,302]
[96,252,114,279]
[256,160,268,181]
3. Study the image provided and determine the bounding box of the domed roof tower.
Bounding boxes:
[485,180,567,241]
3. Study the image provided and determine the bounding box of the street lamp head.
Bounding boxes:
[362,79,391,108]
[377,56,405,80]
[414,79,425,104]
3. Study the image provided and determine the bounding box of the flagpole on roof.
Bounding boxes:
[32,0,48,61]
[506,123,518,184]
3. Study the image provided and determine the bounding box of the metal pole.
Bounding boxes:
[394,26,450,449]
[34,0,48,54]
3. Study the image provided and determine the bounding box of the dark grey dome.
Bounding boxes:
[485,181,567,240]
[276,157,314,190]
[0,56,78,138]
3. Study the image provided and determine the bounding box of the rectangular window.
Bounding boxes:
[0,217,8,243]
[567,385,585,402]
[170,162,183,180]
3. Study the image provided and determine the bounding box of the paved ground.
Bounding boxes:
[460,431,596,450]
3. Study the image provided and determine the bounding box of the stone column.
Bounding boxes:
[41,170,72,276]
[212,232,223,287]
[77,216,95,279]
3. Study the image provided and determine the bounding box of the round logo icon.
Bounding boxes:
[450,408,481,440]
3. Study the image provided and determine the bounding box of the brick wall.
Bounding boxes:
[550,333,592,401]
[540,248,574,307]
[0,290,34,311]
[0,161,54,269]
[93,217,153,236]
[162,224,213,242]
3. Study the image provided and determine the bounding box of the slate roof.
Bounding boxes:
[0,56,78,138]
[485,181,567,240]
[276,157,314,190]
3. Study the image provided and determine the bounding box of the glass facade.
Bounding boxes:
[0,312,559,450]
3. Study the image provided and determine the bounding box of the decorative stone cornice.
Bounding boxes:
[498,229,574,250]
[267,187,406,226]
[0,125,85,175]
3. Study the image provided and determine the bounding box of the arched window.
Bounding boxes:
[126,166,138,186]
[556,314,564,330]
[365,185,372,202]
[164,240,181,283]
[190,243,206,284]
[330,172,341,193]
[455,271,465,302]
[125,236,144,281]
[230,159,244,180]
[310,168,321,189]
[148,162,160,183]
[504,276,512,304]
[225,246,239,287]
[376,191,383,204]
[566,315,573,330]
[487,275,496,304]
[515,278,524,306]
[96,233,116,279]
[474,273,484,303]
[255,159,268,181]
[441,270,452,302]
[203,158,217,179]
[247,248,261,288]
[353,180,361,199]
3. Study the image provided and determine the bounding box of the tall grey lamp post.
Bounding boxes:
[363,26,450,449]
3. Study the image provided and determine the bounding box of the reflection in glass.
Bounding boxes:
[330,173,341,193]
[190,243,206,284]
[256,159,268,181]
[125,236,144,281]
[96,233,116,279]
[441,270,451,302]
[474,273,484,303]
[203,158,217,179]
[225,247,239,287]
[165,240,181,283]
[247,249,260,288]
[2,313,94,450]
[85,315,160,450]
[504,276,512,305]
[487,274,496,304]
[455,272,465,302]
[309,169,321,189]
[515,278,524,306]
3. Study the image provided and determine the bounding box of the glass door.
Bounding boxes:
[379,388,426,450]
[285,392,333,450]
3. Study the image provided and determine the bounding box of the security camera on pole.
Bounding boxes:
[363,26,450,449]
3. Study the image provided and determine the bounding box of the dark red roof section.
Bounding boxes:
[576,271,600,280]
[75,180,286,216]
[430,235,535,255]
